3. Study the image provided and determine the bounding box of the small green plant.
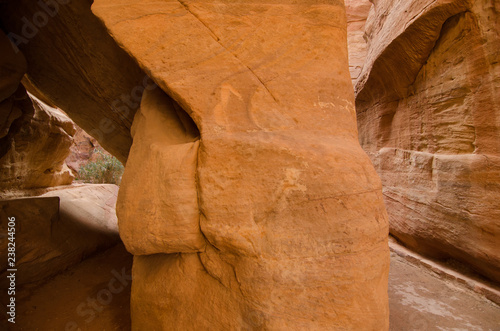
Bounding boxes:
[77,148,124,185]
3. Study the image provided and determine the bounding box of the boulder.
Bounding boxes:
[93,1,390,329]
[354,0,500,281]
[0,184,120,287]
[117,87,205,255]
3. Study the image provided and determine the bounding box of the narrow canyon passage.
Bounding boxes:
[0,0,499,329]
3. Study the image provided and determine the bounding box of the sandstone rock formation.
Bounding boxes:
[353,0,500,282]
[0,29,26,150]
[0,0,148,162]
[0,29,76,191]
[0,184,120,287]
[345,0,371,86]
[118,87,205,255]
[65,126,100,175]
[0,29,25,104]
[0,92,76,190]
[93,1,390,329]
[64,125,120,177]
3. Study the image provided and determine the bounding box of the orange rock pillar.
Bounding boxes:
[93,1,390,329]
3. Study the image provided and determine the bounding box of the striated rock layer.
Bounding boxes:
[93,0,390,329]
[354,0,500,282]
[345,0,372,86]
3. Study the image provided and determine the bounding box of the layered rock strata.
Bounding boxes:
[354,0,500,282]
[0,0,147,162]
[345,0,372,86]
[0,93,76,190]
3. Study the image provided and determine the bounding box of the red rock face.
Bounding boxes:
[0,185,120,287]
[65,127,97,175]
[352,0,500,282]
[92,0,390,329]
[0,93,76,190]
[345,0,372,86]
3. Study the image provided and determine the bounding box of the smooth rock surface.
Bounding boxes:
[388,251,500,331]
[93,1,390,329]
[0,244,133,331]
[354,0,500,282]
[0,184,120,287]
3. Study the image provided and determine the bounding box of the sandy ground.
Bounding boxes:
[3,244,133,331]
[389,252,500,331]
[2,245,499,330]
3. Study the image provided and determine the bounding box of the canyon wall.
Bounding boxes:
[0,0,147,162]
[92,0,390,329]
[352,0,500,282]
[345,0,371,86]
[0,30,74,191]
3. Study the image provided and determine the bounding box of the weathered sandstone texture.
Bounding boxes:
[65,126,100,175]
[64,125,118,176]
[354,0,500,282]
[0,92,76,191]
[93,1,390,329]
[0,184,120,287]
[118,87,205,255]
[0,0,148,162]
[345,0,371,86]
[0,29,76,191]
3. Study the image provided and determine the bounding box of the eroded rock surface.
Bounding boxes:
[117,87,205,255]
[93,1,390,329]
[0,0,147,162]
[65,126,100,175]
[354,0,500,282]
[6,244,132,331]
[0,29,26,104]
[1,28,77,191]
[346,0,371,86]
[0,92,75,191]
[0,184,120,287]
